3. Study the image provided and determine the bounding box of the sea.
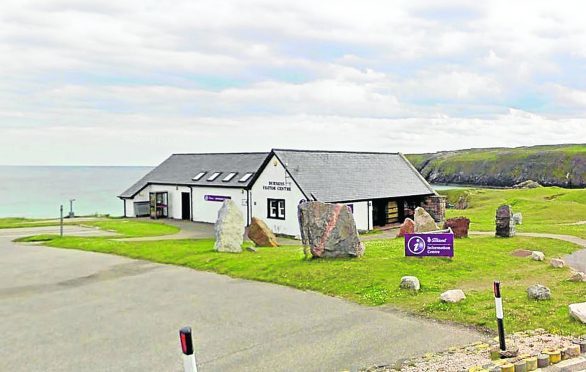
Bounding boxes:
[0,166,153,218]
[0,166,467,218]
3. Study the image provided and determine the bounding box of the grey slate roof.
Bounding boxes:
[273,149,435,202]
[119,152,269,198]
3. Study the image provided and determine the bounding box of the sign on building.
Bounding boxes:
[204,195,231,202]
[404,232,454,257]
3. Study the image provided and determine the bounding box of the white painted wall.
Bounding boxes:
[250,155,307,237]
[191,186,248,224]
[149,184,191,220]
[345,201,371,232]
[123,184,190,219]
[124,188,149,217]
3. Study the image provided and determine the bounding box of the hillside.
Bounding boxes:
[406,144,586,188]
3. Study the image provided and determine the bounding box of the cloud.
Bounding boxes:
[0,0,585,164]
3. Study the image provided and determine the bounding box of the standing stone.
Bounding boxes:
[440,289,466,303]
[396,218,415,237]
[443,217,470,238]
[569,302,586,323]
[454,195,469,210]
[298,201,364,258]
[527,284,551,300]
[414,207,440,232]
[495,205,515,237]
[513,213,523,225]
[531,251,545,261]
[214,200,244,253]
[400,276,420,291]
[551,258,565,268]
[247,217,279,247]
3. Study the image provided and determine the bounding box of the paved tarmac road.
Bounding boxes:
[0,227,483,372]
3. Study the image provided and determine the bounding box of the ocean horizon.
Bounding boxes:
[0,165,153,218]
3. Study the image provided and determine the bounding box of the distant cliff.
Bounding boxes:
[406,144,586,188]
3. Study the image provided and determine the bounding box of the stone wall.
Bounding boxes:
[420,195,446,223]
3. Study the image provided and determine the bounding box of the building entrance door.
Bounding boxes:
[181,192,190,220]
[149,192,168,219]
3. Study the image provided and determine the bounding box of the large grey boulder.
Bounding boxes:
[414,207,440,232]
[440,289,466,303]
[214,200,244,253]
[298,201,364,258]
[400,276,420,291]
[569,302,586,323]
[495,205,515,237]
[527,284,551,300]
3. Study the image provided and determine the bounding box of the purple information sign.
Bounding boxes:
[405,233,454,257]
[204,195,231,202]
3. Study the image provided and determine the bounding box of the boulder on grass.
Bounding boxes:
[569,302,586,323]
[440,289,466,303]
[527,284,551,300]
[551,258,565,268]
[531,251,545,261]
[247,217,279,247]
[414,207,439,232]
[443,217,470,238]
[214,200,244,253]
[400,276,420,291]
[298,201,364,258]
[569,271,586,282]
[513,213,523,225]
[396,218,415,238]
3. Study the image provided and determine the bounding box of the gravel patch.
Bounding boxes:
[364,329,586,371]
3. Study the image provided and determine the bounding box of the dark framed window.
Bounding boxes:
[267,199,285,220]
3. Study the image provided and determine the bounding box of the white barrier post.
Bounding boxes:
[493,281,506,351]
[179,326,197,372]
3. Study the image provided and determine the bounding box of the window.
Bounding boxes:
[222,172,237,182]
[207,172,221,181]
[192,171,206,181]
[267,199,285,220]
[238,172,253,182]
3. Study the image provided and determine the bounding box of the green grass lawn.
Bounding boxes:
[440,187,586,238]
[82,219,180,237]
[19,233,586,335]
[0,217,76,229]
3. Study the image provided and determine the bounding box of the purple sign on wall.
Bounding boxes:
[204,195,231,202]
[405,233,454,257]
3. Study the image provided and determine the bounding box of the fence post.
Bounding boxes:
[179,326,197,372]
[493,281,506,351]
[60,205,64,237]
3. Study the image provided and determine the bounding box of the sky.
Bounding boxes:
[1,0,585,165]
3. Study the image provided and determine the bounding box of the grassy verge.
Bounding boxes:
[440,187,586,238]
[83,219,180,237]
[22,233,586,335]
[0,217,78,229]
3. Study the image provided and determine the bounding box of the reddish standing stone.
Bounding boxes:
[396,218,415,237]
[443,217,470,238]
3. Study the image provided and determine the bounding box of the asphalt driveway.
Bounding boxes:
[0,227,484,371]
